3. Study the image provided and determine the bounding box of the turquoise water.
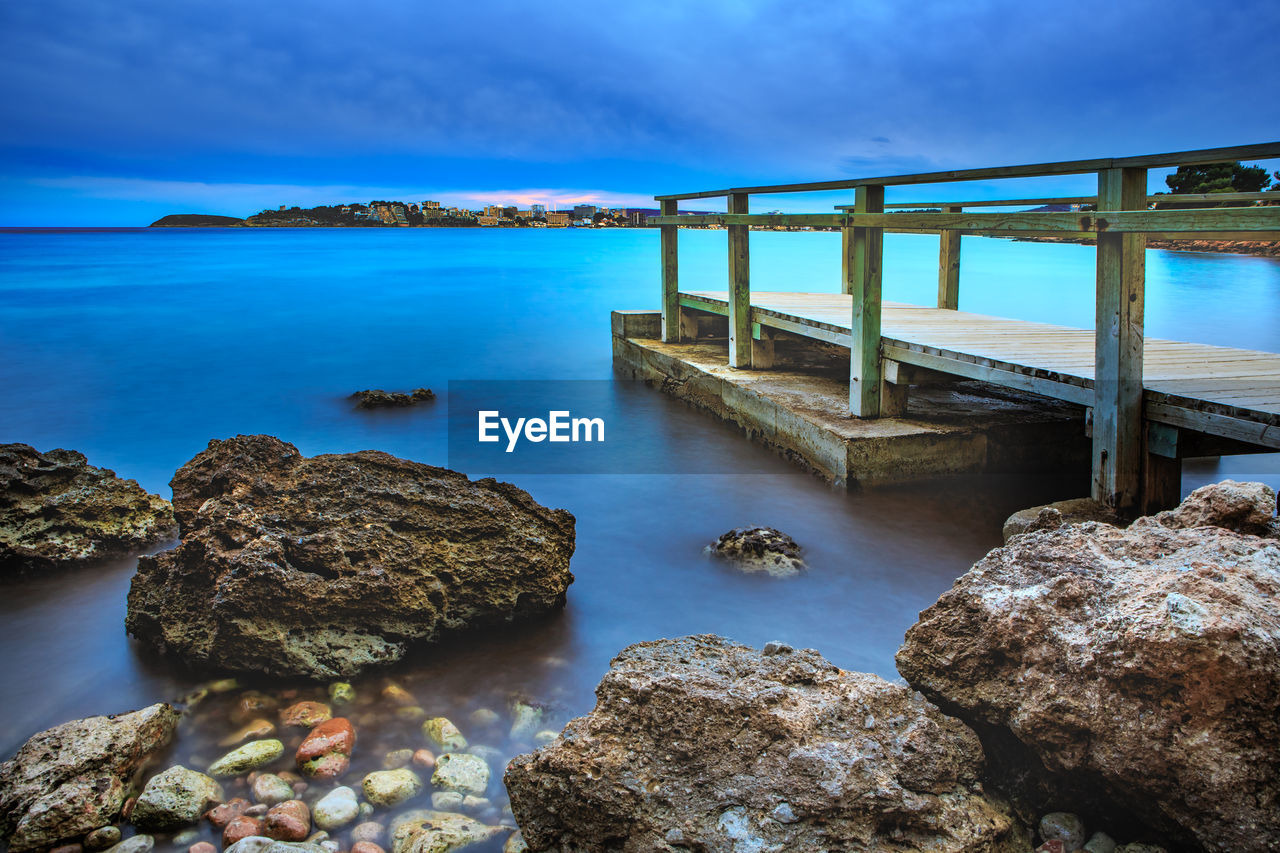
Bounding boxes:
[1,227,1277,804]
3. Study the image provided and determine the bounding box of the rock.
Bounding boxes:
[431,754,489,796]
[85,827,122,851]
[362,769,423,808]
[350,389,436,410]
[1002,497,1120,542]
[252,774,295,806]
[1084,833,1117,853]
[220,720,277,747]
[502,832,528,853]
[1155,479,1276,536]
[0,443,177,570]
[208,740,284,777]
[531,730,557,747]
[50,843,83,853]
[1039,813,1086,851]
[410,749,435,770]
[279,702,331,728]
[422,718,466,752]
[1114,846,1167,853]
[223,838,327,853]
[389,811,507,853]
[103,836,154,853]
[350,822,386,844]
[382,749,414,770]
[468,709,499,727]
[231,693,279,725]
[896,487,1280,853]
[125,435,575,678]
[394,707,426,722]
[172,830,200,846]
[507,701,542,740]
[312,787,359,831]
[381,684,415,706]
[1038,843,1066,853]
[0,703,179,852]
[459,796,488,811]
[430,793,464,811]
[189,843,217,853]
[205,797,250,828]
[263,800,310,842]
[132,765,224,830]
[351,844,385,853]
[296,718,355,779]
[708,526,805,577]
[327,683,355,705]
[505,635,1023,852]
[223,817,265,847]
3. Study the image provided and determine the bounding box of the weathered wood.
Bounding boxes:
[1092,167,1148,513]
[840,226,852,295]
[655,141,1280,200]
[849,186,885,417]
[660,199,681,342]
[1143,423,1183,514]
[838,191,1279,210]
[727,192,752,368]
[937,205,961,309]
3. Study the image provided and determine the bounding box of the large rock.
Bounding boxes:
[0,443,176,570]
[131,764,224,830]
[0,704,180,851]
[505,635,1024,852]
[125,435,576,678]
[897,483,1280,853]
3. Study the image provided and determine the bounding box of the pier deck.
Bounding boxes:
[679,291,1280,452]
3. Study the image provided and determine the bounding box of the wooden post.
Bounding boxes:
[848,185,885,417]
[840,227,852,295]
[660,199,680,342]
[1092,167,1147,514]
[727,192,751,368]
[937,205,961,309]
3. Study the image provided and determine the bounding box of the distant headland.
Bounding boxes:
[150,200,661,228]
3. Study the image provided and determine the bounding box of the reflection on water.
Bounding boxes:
[1,228,1277,847]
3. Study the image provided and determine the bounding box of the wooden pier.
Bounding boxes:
[647,143,1280,514]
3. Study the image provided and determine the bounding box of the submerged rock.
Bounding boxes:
[362,769,423,808]
[1001,497,1120,542]
[131,765,224,830]
[897,483,1280,853]
[505,634,1024,852]
[208,740,284,778]
[0,443,176,570]
[430,754,489,796]
[708,526,805,577]
[0,703,179,852]
[296,718,356,780]
[389,810,507,853]
[350,389,435,410]
[125,435,576,678]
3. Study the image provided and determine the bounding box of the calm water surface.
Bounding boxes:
[1,228,1277,845]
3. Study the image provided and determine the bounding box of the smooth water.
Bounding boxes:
[1,228,1278,843]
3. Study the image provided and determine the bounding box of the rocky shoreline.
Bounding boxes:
[1,432,1277,852]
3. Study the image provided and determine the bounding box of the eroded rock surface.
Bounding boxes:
[126,435,575,678]
[898,483,1280,853]
[506,634,1024,853]
[0,443,176,570]
[1001,497,1120,543]
[708,526,805,577]
[0,704,180,851]
[350,389,435,409]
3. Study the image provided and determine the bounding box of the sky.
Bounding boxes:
[1,0,1278,225]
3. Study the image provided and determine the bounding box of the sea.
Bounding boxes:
[1,226,1277,845]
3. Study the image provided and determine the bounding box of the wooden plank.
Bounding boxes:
[655,142,1280,200]
[1147,402,1280,450]
[1092,167,1148,513]
[727,192,752,368]
[937,205,961,309]
[836,191,1278,210]
[849,186,885,417]
[882,343,1095,406]
[660,199,680,342]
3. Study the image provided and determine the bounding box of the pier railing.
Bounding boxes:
[649,142,1280,512]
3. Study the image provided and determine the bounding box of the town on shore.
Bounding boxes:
[151,200,658,229]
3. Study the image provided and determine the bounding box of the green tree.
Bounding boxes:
[1165,161,1269,194]
[1269,170,1280,193]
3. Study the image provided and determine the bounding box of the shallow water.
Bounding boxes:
[1,228,1278,847]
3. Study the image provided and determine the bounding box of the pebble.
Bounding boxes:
[207,678,240,693]
[296,718,356,779]
[1037,843,1066,853]
[189,843,217,853]
[411,749,435,770]
[280,701,333,728]
[133,766,224,831]
[51,844,82,853]
[362,768,423,807]
[381,748,414,770]
[432,753,490,795]
[306,831,330,844]
[263,799,311,842]
[1039,812,1086,852]
[319,843,339,853]
[466,744,503,765]
[462,796,490,810]
[85,827,122,851]
[172,831,200,847]
[1114,846,1167,853]
[222,816,263,847]
[508,701,543,740]
[357,803,374,820]
[219,719,278,747]
[431,792,464,811]
[394,706,427,722]
[532,729,558,747]
[351,843,385,853]
[120,797,137,820]
[290,782,307,796]
[230,691,279,725]
[208,740,285,777]
[381,684,415,706]
[205,797,250,828]
[252,774,295,806]
[470,708,500,727]
[350,821,386,844]
[422,717,467,751]
[1084,833,1117,853]
[104,837,153,853]
[313,786,360,831]
[328,682,356,705]
[503,832,529,853]
[244,804,269,817]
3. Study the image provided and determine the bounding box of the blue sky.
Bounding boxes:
[1,0,1277,225]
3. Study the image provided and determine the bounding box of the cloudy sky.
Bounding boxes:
[1,0,1277,224]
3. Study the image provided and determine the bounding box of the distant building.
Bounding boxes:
[572,204,597,220]
[422,200,441,209]
[483,205,504,218]
[531,204,546,216]
[478,215,499,226]
[628,210,647,227]
[546,212,569,227]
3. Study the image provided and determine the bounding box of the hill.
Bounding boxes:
[149,214,245,227]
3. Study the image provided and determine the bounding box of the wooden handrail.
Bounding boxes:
[654,142,1280,201]
[828,191,1278,210]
